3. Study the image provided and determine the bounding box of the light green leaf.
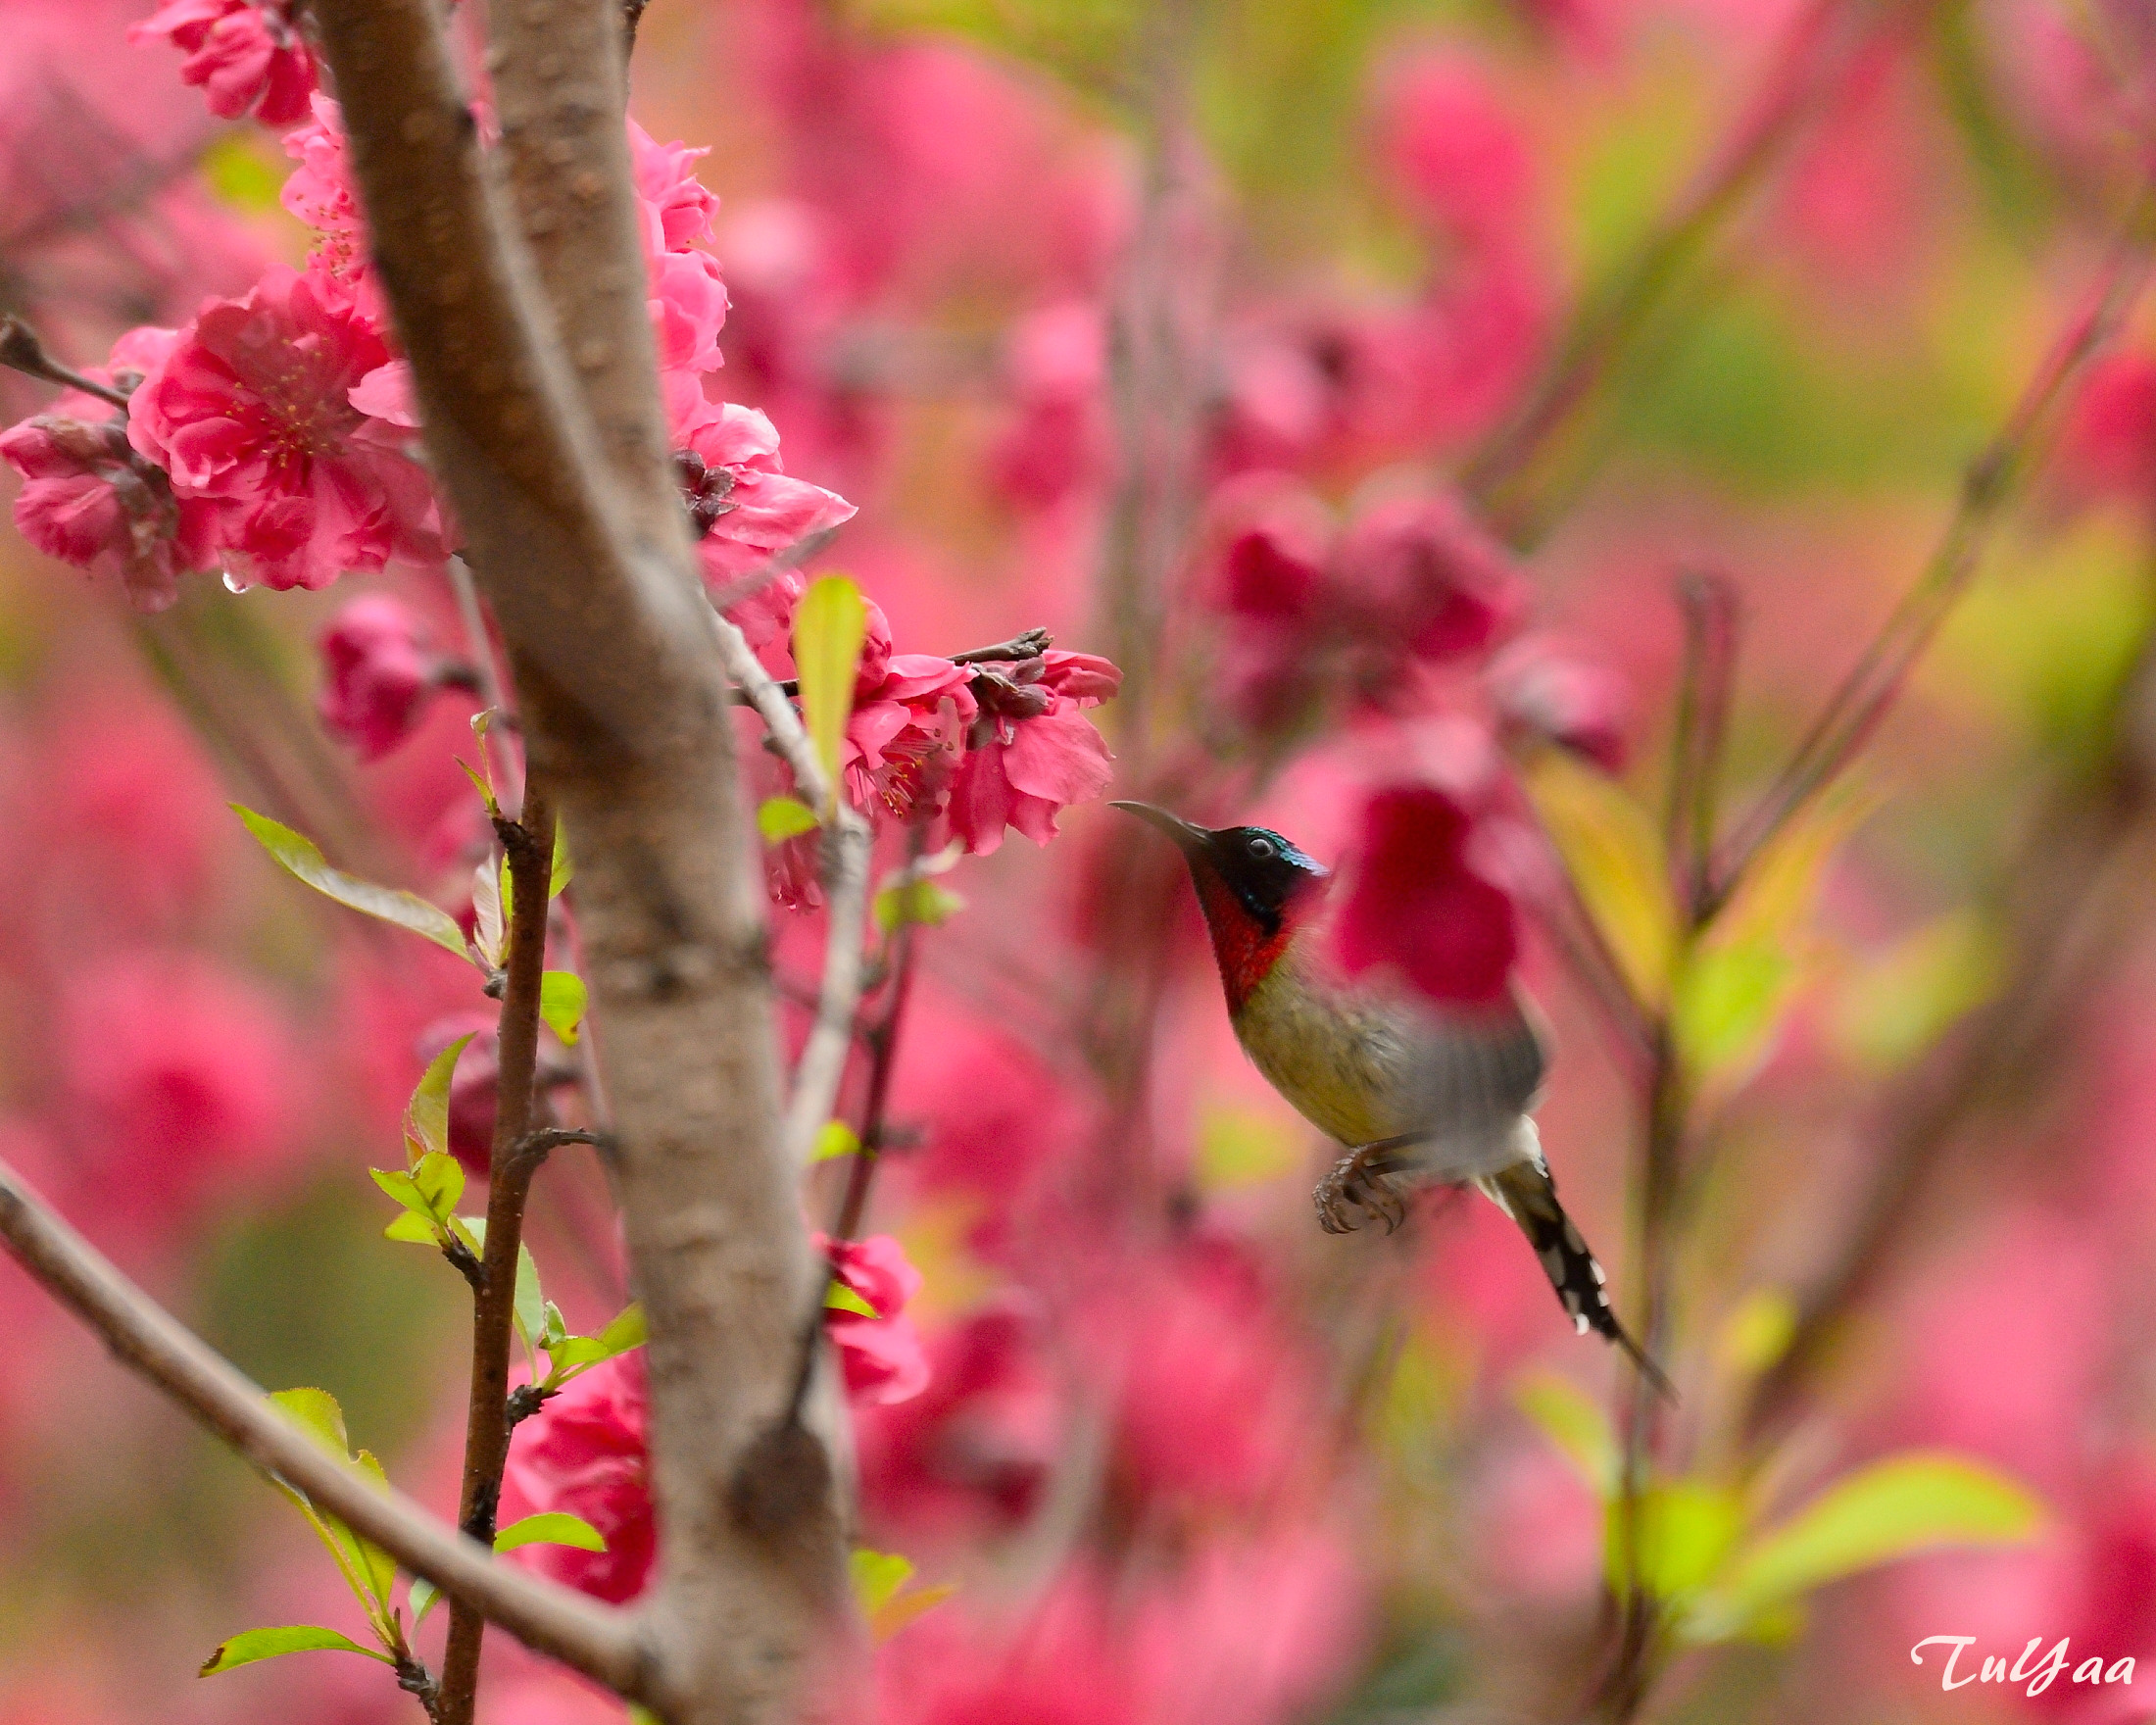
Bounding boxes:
[872,1581,957,1643]
[540,971,588,1046]
[513,1243,546,1355]
[1609,1479,1744,1602]
[1672,942,1793,1081]
[597,1303,647,1355]
[1687,1453,2042,1642]
[413,1152,464,1217]
[471,858,505,969]
[1524,756,1676,1009]
[812,1121,860,1163]
[1832,911,2001,1071]
[270,1387,351,1458]
[759,796,821,842]
[1716,1290,1796,1381]
[456,756,499,818]
[550,822,573,899]
[542,1302,569,1350]
[1515,1372,1619,1497]
[200,133,287,213]
[873,877,965,933]
[350,1451,398,1610]
[382,1210,438,1245]
[409,1578,440,1629]
[792,575,869,807]
[850,1548,914,1616]
[200,1625,392,1676]
[405,1034,473,1163]
[233,806,469,961]
[825,1282,878,1318]
[1195,1105,1298,1190]
[495,1512,608,1554]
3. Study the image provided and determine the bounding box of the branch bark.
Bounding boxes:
[437,781,559,1725]
[0,1159,645,1696]
[307,0,852,1717]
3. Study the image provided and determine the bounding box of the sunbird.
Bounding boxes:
[1115,801,1666,1391]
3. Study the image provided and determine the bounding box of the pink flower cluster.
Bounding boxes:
[127,0,317,126]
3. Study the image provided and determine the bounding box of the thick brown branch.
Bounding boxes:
[437,782,558,1725]
[0,1159,645,1694]
[309,1,851,1719]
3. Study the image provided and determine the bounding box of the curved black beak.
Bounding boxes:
[1108,800,1213,857]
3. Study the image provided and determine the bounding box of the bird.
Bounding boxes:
[1113,800,1668,1393]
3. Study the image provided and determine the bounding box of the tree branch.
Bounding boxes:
[309,0,852,1718]
[0,1159,646,1696]
[437,780,559,1725]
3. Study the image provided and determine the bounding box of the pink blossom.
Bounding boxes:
[987,300,1107,511]
[1488,635,1631,771]
[2061,351,2156,508]
[1332,490,1526,685]
[59,951,293,1214]
[281,94,373,305]
[127,0,317,126]
[842,601,977,821]
[125,267,443,591]
[668,383,858,603]
[502,1355,656,1604]
[317,593,448,762]
[628,121,722,253]
[1373,53,1538,252]
[946,651,1121,855]
[1333,783,1518,1007]
[856,1299,1059,1534]
[816,1232,931,1406]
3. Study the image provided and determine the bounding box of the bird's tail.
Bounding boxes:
[1480,1158,1675,1402]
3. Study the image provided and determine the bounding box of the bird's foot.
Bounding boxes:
[1314,1147,1411,1235]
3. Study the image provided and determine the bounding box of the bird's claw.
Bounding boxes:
[1314,1149,1409,1235]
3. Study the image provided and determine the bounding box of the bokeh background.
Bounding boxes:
[4,0,2156,1720]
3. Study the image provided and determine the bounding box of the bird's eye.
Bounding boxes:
[1249,836,1276,859]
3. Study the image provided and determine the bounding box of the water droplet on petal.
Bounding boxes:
[221,569,250,594]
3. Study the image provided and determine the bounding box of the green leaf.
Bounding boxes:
[825,1281,878,1318]
[1672,942,1792,1081]
[792,575,869,807]
[406,1034,473,1162]
[471,857,506,969]
[873,877,966,933]
[233,806,469,961]
[456,756,499,817]
[1831,911,2000,1071]
[200,1625,392,1676]
[1523,756,1677,1009]
[413,1152,465,1217]
[542,1302,569,1351]
[872,1582,957,1642]
[1514,1372,1619,1497]
[850,1548,915,1616]
[495,1512,608,1554]
[270,1387,351,1458]
[409,1579,439,1629]
[514,1243,546,1355]
[1716,1290,1796,1381]
[597,1303,647,1355]
[550,823,573,899]
[812,1121,860,1163]
[1608,1479,1744,1602]
[382,1210,438,1245]
[540,971,588,1046]
[349,1451,399,1610]
[200,133,287,213]
[759,795,821,842]
[1687,1453,2043,1643]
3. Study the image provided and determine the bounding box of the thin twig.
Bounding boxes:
[446,557,507,715]
[1708,183,2156,907]
[1664,571,1741,917]
[0,1159,645,1694]
[706,604,876,1173]
[438,780,558,1725]
[0,313,131,410]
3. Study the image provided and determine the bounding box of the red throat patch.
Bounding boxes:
[1193,871,1298,1015]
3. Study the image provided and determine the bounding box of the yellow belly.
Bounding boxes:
[1231,962,1422,1147]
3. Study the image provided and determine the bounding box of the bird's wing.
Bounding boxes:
[1390,989,1548,1180]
